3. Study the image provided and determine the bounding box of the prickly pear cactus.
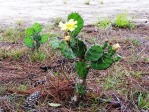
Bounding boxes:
[24,23,48,50]
[56,12,121,97]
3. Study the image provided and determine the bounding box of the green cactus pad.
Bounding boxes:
[32,23,42,33]
[59,40,75,59]
[40,34,48,43]
[24,36,34,48]
[75,61,88,79]
[91,54,113,70]
[50,34,59,49]
[26,27,35,36]
[68,12,84,37]
[59,40,67,50]
[85,45,103,61]
[70,38,87,58]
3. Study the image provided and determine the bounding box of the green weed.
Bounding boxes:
[0,85,5,94]
[95,18,111,29]
[29,50,49,62]
[18,84,27,91]
[16,20,24,26]
[125,37,142,46]
[0,49,9,59]
[0,27,25,43]
[114,13,134,29]
[133,91,149,110]
[144,57,149,62]
[8,47,27,60]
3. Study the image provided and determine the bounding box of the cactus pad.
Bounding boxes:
[91,54,113,70]
[24,36,34,48]
[70,37,87,58]
[32,23,42,33]
[85,45,103,61]
[75,61,88,79]
[68,12,84,37]
[59,40,75,59]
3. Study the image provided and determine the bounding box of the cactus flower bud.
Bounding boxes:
[112,43,120,51]
[64,36,71,41]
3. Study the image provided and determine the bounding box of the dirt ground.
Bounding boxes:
[0,23,148,111]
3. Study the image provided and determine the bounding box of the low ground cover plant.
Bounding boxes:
[95,13,134,29]
[51,12,121,98]
[95,18,111,29]
[114,13,134,29]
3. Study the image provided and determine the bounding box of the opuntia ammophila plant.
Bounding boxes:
[51,12,121,98]
[24,23,48,51]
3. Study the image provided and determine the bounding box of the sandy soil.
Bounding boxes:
[0,0,149,27]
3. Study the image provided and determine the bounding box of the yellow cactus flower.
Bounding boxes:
[59,19,77,32]
[64,36,71,41]
[112,43,120,51]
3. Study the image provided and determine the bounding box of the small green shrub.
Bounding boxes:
[0,85,5,94]
[29,50,48,62]
[16,20,24,26]
[9,48,27,59]
[18,84,27,91]
[0,49,9,58]
[1,27,25,43]
[114,13,134,29]
[134,92,149,110]
[24,23,48,51]
[131,38,141,46]
[95,18,111,29]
